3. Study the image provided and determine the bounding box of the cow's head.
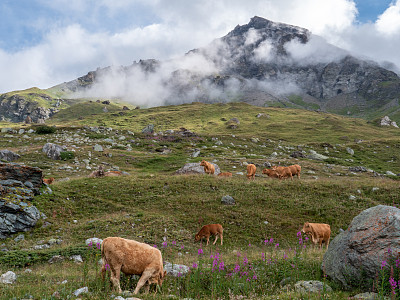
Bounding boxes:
[271,166,278,170]
[194,234,201,241]
[200,160,206,166]
[302,222,311,234]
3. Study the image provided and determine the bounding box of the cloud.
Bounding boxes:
[0,0,400,95]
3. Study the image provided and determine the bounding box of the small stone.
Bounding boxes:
[14,234,25,242]
[221,195,235,205]
[0,271,17,284]
[93,144,103,152]
[349,195,356,200]
[73,287,88,297]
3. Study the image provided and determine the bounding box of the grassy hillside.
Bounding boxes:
[0,102,400,299]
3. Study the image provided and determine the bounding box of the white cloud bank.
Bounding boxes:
[0,0,400,94]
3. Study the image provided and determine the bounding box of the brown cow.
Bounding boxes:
[262,168,280,178]
[272,166,293,180]
[104,171,123,177]
[218,172,233,177]
[288,164,301,179]
[200,160,215,175]
[88,165,105,178]
[195,224,223,246]
[43,177,55,185]
[101,237,166,294]
[246,164,256,180]
[301,222,331,249]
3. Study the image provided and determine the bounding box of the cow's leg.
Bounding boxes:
[220,232,223,245]
[110,265,122,293]
[134,271,152,294]
[143,281,150,294]
[213,234,218,245]
[206,236,210,246]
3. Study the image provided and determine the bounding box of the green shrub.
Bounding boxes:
[60,151,75,160]
[35,125,56,134]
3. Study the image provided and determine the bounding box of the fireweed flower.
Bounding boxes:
[192,262,198,269]
[180,245,184,249]
[234,264,240,273]
[297,231,302,237]
[105,263,110,270]
[381,260,388,270]
[162,241,167,248]
[198,248,204,255]
[88,241,93,249]
[389,277,397,294]
[172,241,177,246]
[261,253,265,261]
[264,239,268,245]
[96,242,101,250]
[275,243,279,248]
[253,274,257,280]
[153,244,158,248]
[219,261,225,271]
[243,256,249,265]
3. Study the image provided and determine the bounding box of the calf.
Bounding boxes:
[195,224,223,246]
[272,166,293,180]
[301,222,331,249]
[262,168,280,178]
[246,164,256,180]
[101,237,166,294]
[43,177,55,185]
[218,172,232,177]
[200,160,215,175]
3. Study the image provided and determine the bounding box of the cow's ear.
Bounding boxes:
[163,270,167,278]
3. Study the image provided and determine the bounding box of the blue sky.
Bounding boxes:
[0,0,399,93]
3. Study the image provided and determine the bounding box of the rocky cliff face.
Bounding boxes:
[0,93,59,123]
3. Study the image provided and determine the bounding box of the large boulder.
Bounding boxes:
[175,162,221,175]
[0,150,20,162]
[0,201,41,239]
[323,205,400,288]
[42,143,67,160]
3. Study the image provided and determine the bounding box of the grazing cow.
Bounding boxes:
[288,164,301,179]
[262,168,280,178]
[101,237,166,294]
[246,164,257,180]
[43,177,55,185]
[272,166,293,180]
[218,172,232,177]
[195,224,223,246]
[301,222,331,249]
[200,160,215,175]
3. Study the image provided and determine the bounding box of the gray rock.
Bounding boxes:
[70,255,83,263]
[290,151,305,158]
[164,262,190,277]
[294,280,332,293]
[48,255,64,264]
[380,116,398,128]
[191,150,200,158]
[0,271,17,284]
[175,162,221,175]
[14,234,25,242]
[386,171,396,176]
[372,187,379,192]
[352,292,379,299]
[348,195,356,200]
[346,147,354,155]
[73,287,88,297]
[142,124,154,134]
[0,150,20,162]
[221,195,235,205]
[42,143,67,160]
[0,201,41,239]
[93,144,103,152]
[85,237,103,246]
[349,166,367,172]
[323,205,400,288]
[308,150,328,160]
[1,128,13,133]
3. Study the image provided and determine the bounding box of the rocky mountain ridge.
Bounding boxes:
[1,16,400,123]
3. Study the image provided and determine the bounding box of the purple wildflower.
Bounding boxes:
[153,244,158,248]
[389,277,397,294]
[192,262,198,269]
[234,264,240,273]
[243,256,248,265]
[275,243,279,248]
[172,241,177,246]
[198,248,204,255]
[381,260,388,270]
[261,252,265,261]
[219,261,225,271]
[162,241,167,248]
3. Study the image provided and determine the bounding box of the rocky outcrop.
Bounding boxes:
[323,205,400,288]
[0,93,58,123]
[175,162,221,175]
[0,150,20,162]
[380,115,399,128]
[0,162,42,193]
[0,162,43,239]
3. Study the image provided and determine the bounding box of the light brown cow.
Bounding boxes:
[104,171,123,177]
[262,168,280,178]
[218,172,233,177]
[101,237,166,294]
[195,224,223,246]
[200,160,215,175]
[246,164,256,180]
[301,222,331,249]
[43,177,55,185]
[272,166,293,180]
[288,164,301,179]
